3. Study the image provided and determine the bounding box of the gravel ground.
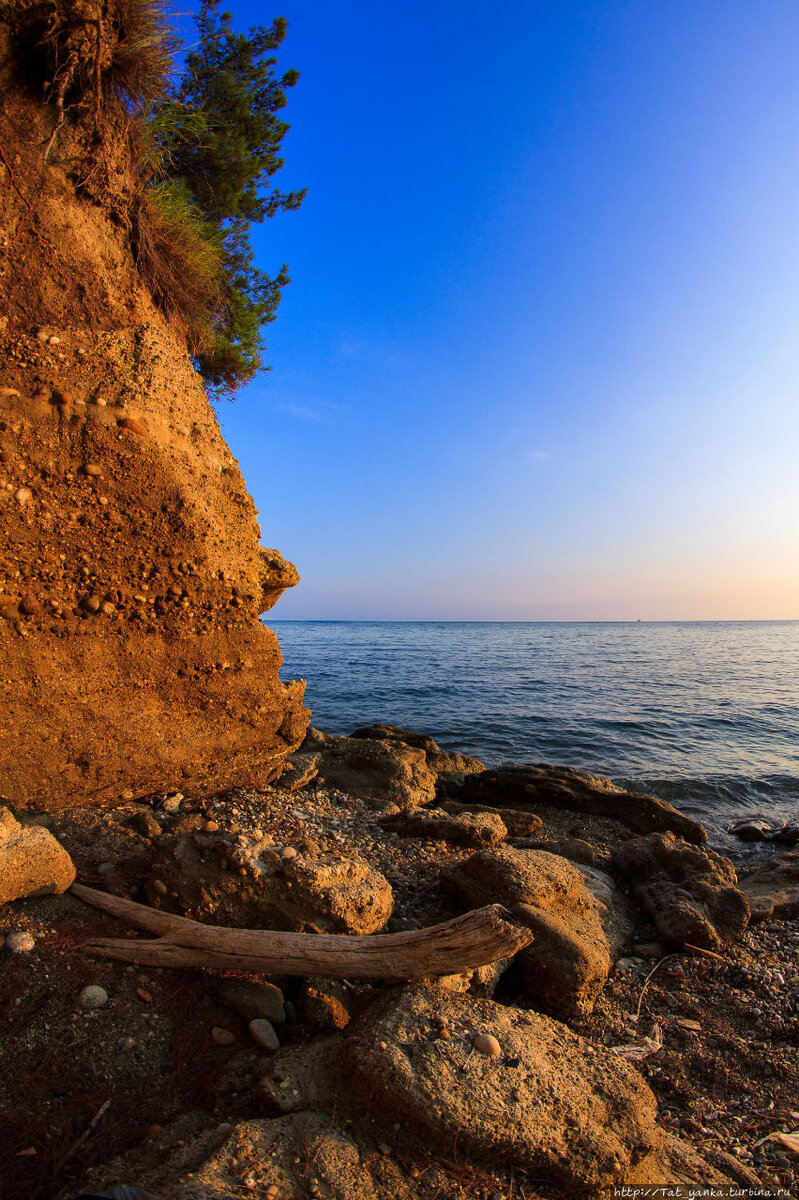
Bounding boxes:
[2,782,798,1200]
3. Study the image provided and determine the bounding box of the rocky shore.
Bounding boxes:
[4,7,797,1197]
[2,724,798,1200]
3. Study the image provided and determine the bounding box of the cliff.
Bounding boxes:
[0,0,309,810]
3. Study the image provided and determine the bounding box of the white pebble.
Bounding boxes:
[6,931,36,953]
[79,985,108,1009]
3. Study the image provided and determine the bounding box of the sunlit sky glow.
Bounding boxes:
[183,0,799,619]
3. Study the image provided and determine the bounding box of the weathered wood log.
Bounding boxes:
[70,883,532,979]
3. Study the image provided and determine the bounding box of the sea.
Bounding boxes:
[267,620,799,849]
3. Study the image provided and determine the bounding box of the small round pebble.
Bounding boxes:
[79,985,108,1009]
[249,1018,280,1052]
[211,1026,237,1046]
[280,846,298,861]
[473,1032,501,1058]
[6,931,36,953]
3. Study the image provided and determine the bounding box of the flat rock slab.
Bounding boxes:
[442,845,621,1017]
[380,807,508,847]
[463,764,707,843]
[739,850,799,922]
[0,806,75,903]
[439,799,543,837]
[348,986,665,1189]
[613,832,750,950]
[350,723,485,776]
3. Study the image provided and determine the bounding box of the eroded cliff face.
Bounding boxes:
[0,2,309,809]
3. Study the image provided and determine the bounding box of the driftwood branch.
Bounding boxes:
[70,883,533,979]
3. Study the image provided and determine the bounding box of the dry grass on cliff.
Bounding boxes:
[8,0,173,110]
[133,182,224,348]
[106,0,175,107]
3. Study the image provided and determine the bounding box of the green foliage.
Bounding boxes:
[149,0,305,394]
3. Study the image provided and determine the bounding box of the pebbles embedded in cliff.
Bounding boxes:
[258,547,301,614]
[0,4,309,808]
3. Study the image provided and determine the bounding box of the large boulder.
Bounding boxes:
[612,832,750,949]
[738,849,799,922]
[145,828,393,934]
[0,2,309,811]
[463,764,707,843]
[442,846,628,1017]
[347,986,709,1190]
[314,735,437,811]
[0,806,75,903]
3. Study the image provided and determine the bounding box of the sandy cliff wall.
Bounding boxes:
[0,2,309,809]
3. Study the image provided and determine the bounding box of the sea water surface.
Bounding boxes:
[268,620,799,843]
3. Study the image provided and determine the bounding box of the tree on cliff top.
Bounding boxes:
[142,0,305,394]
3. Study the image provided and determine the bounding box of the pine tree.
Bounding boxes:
[152,1,305,394]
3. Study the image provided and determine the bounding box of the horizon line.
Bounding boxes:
[265,617,799,624]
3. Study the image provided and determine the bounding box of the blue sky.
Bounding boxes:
[180,1,799,619]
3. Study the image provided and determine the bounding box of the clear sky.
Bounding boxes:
[181,1,799,620]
